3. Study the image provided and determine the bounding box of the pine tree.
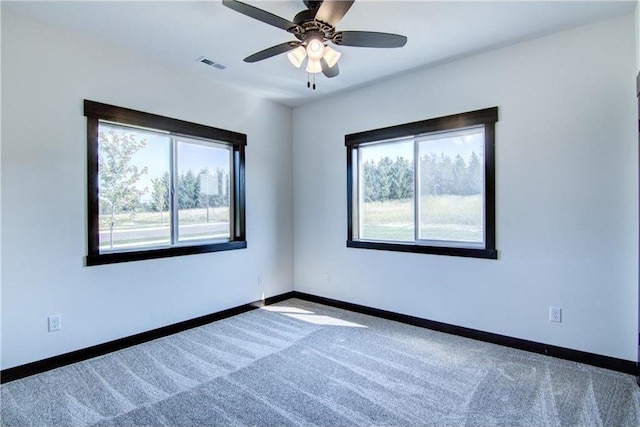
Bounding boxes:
[438,154,454,194]
[453,154,467,195]
[363,160,378,202]
[393,157,414,200]
[466,151,483,194]
[377,157,393,201]
[420,154,438,196]
[178,170,199,209]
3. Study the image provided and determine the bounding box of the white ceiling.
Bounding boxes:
[4,0,636,107]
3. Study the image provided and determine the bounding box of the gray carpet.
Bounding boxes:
[2,298,639,426]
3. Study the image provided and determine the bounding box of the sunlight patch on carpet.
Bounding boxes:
[261,306,367,328]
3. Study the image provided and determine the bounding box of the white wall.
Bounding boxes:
[635,0,640,363]
[636,0,640,72]
[1,9,294,369]
[293,14,638,361]
[0,4,3,368]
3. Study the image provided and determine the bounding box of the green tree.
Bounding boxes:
[389,157,413,200]
[453,154,467,195]
[363,159,379,202]
[438,154,454,194]
[388,158,401,200]
[150,171,170,224]
[377,156,394,201]
[98,128,148,248]
[178,170,200,209]
[420,154,438,196]
[465,151,482,194]
[397,157,414,199]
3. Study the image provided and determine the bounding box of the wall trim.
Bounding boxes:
[2,290,636,383]
[292,292,638,376]
[0,292,295,384]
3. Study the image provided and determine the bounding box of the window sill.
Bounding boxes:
[346,240,497,259]
[86,241,247,266]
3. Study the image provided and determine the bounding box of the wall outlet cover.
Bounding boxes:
[549,307,562,323]
[48,315,61,332]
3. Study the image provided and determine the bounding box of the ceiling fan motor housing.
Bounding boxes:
[293,9,316,27]
[292,9,334,43]
[302,0,323,11]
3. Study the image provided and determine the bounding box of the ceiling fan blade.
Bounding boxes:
[314,0,355,27]
[222,0,300,32]
[244,41,300,63]
[321,58,339,78]
[334,31,407,48]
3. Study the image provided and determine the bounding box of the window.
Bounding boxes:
[85,100,246,266]
[346,107,498,259]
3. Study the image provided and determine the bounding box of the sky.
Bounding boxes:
[360,126,484,163]
[100,122,484,203]
[99,122,230,201]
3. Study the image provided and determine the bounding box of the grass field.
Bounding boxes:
[100,207,230,229]
[361,194,483,242]
[98,207,230,250]
[99,196,482,250]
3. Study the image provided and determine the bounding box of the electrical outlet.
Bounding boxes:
[549,307,562,323]
[48,315,61,332]
[324,272,331,284]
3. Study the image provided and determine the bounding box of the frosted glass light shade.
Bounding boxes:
[287,46,306,68]
[306,39,325,60]
[306,58,322,74]
[322,46,341,68]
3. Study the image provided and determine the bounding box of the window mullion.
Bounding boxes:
[413,139,420,242]
[170,137,179,245]
[230,147,236,239]
[356,149,363,239]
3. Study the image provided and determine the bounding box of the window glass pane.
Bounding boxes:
[359,140,414,241]
[176,139,231,242]
[98,123,171,252]
[418,127,484,243]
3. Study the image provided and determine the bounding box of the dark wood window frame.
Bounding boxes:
[85,100,247,266]
[346,107,498,259]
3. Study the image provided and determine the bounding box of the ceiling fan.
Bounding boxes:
[221,0,408,89]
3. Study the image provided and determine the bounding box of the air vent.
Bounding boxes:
[197,56,226,70]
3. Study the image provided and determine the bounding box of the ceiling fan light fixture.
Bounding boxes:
[306,58,322,74]
[287,46,306,68]
[322,45,341,68]
[306,38,325,60]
